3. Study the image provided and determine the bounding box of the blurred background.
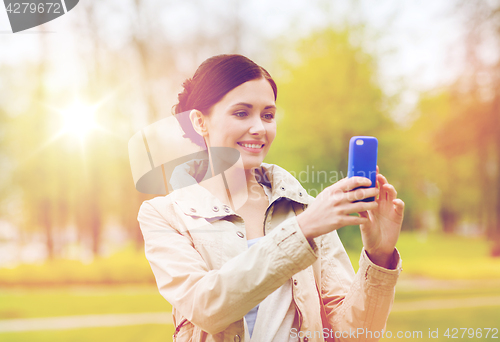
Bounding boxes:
[1,0,499,341]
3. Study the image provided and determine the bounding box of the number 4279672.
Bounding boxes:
[444,328,498,339]
[6,3,62,14]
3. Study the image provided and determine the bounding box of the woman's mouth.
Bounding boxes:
[237,142,265,152]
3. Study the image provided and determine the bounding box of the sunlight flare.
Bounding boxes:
[60,101,99,139]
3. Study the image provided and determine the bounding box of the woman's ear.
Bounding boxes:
[189,109,208,136]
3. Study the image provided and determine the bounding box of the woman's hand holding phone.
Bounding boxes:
[296,176,379,240]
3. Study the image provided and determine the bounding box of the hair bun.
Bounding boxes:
[182,78,193,93]
[176,78,193,113]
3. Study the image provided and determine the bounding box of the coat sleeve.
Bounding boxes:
[137,200,318,335]
[319,230,402,342]
[299,192,402,342]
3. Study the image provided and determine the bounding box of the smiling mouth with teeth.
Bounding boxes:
[237,143,265,149]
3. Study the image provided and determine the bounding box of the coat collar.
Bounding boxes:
[170,159,310,219]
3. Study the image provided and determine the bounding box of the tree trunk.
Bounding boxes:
[492,93,500,253]
[440,207,458,233]
[90,200,101,257]
[40,200,54,260]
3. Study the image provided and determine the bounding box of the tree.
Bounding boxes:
[266,28,414,247]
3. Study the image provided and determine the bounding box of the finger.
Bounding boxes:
[345,187,379,203]
[338,215,370,227]
[384,183,397,202]
[377,175,390,202]
[375,166,380,199]
[377,173,388,187]
[393,198,405,216]
[340,200,378,215]
[376,174,386,200]
[334,176,372,192]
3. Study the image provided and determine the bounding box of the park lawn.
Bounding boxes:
[0,285,171,319]
[345,231,500,279]
[2,306,499,342]
[0,244,156,286]
[0,284,499,342]
[382,306,500,341]
[395,285,500,302]
[0,324,175,342]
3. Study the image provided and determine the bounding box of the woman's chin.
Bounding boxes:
[240,157,265,171]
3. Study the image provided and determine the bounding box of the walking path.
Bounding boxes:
[0,312,172,333]
[1,296,500,333]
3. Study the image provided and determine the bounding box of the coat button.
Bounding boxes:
[280,186,285,191]
[299,192,303,197]
[213,206,219,212]
[304,337,309,342]
[190,208,196,213]
[223,205,230,213]
[234,335,241,342]
[293,279,298,286]
[236,231,244,238]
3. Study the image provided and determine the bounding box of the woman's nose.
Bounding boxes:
[248,116,265,135]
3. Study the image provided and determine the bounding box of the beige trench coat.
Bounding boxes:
[137,161,402,342]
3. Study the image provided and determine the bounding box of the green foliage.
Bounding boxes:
[267,29,394,189]
[337,223,363,251]
[265,28,425,230]
[408,91,484,227]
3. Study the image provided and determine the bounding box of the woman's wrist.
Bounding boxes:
[296,213,316,240]
[365,248,397,269]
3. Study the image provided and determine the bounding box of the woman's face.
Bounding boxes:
[203,77,277,170]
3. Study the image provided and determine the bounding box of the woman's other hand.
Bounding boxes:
[358,169,404,269]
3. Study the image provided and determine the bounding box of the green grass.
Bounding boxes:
[0,245,155,286]
[0,285,171,319]
[345,231,500,279]
[382,307,500,341]
[0,324,175,342]
[1,284,499,342]
[395,286,500,302]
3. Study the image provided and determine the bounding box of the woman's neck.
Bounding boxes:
[199,163,261,211]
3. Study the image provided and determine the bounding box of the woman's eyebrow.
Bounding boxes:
[230,102,276,110]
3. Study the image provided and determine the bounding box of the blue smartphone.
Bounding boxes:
[347,136,378,202]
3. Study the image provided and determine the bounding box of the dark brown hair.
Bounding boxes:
[174,54,277,115]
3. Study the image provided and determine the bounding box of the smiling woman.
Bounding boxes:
[137,54,405,342]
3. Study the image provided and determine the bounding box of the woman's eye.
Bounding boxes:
[262,113,275,120]
[234,111,247,117]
